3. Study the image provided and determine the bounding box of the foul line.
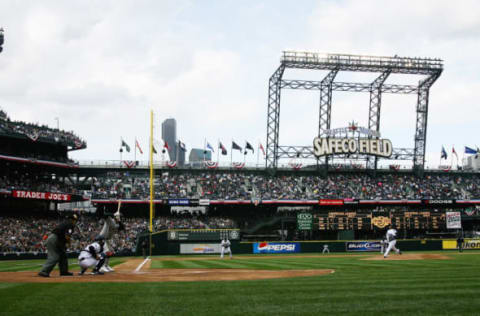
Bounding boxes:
[134,257,151,273]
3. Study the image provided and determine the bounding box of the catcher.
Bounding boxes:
[98,201,125,272]
[78,236,112,275]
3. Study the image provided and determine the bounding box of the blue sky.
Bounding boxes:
[0,0,479,168]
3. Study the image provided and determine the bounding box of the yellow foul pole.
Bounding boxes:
[149,110,154,256]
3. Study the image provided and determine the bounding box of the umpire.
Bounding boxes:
[38,214,78,277]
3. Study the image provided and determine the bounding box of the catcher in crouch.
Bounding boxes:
[78,236,110,275]
[98,201,125,272]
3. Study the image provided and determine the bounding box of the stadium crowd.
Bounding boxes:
[0,109,86,149]
[0,173,78,194]
[0,213,235,254]
[90,172,480,200]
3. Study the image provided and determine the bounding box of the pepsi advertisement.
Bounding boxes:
[253,242,300,254]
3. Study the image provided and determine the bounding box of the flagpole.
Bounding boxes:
[217,139,220,163]
[256,141,260,167]
[120,137,122,167]
[451,145,453,169]
[230,140,233,167]
[203,138,206,162]
[134,137,137,165]
[244,141,246,164]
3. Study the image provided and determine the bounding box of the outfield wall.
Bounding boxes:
[138,231,466,256]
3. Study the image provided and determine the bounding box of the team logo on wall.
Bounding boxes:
[229,230,240,239]
[168,231,177,240]
[372,216,391,228]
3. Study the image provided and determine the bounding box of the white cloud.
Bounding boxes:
[0,0,478,169]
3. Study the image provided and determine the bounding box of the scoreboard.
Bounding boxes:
[167,229,240,241]
[315,211,445,230]
[316,212,372,230]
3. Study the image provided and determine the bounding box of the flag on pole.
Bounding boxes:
[206,142,215,153]
[452,146,458,159]
[121,139,131,152]
[219,142,227,155]
[178,141,186,152]
[441,146,447,160]
[232,141,242,152]
[465,146,476,154]
[135,139,143,154]
[245,141,254,153]
[259,143,265,156]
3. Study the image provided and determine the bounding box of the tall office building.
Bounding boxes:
[161,118,177,162]
[177,145,186,166]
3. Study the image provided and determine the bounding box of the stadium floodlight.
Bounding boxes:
[0,28,4,53]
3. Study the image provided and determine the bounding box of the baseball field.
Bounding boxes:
[0,251,479,315]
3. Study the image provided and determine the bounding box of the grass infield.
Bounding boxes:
[0,251,479,315]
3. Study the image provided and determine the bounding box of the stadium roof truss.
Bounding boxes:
[266,51,443,171]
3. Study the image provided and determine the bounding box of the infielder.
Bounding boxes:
[220,238,232,259]
[78,236,107,275]
[384,226,402,258]
[98,201,124,272]
[322,244,330,254]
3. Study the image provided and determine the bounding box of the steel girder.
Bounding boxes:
[276,146,414,160]
[282,61,439,76]
[266,64,285,168]
[413,72,442,169]
[318,70,339,166]
[266,52,442,171]
[280,80,418,94]
[368,71,391,169]
[318,70,339,136]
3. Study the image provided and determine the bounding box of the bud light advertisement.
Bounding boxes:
[346,241,382,252]
[253,242,300,254]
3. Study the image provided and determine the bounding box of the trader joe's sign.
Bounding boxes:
[12,190,71,201]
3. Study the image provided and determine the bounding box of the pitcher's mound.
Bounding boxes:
[364,253,450,260]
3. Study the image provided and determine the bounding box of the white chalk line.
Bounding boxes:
[134,257,150,273]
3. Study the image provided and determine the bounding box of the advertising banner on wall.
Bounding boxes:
[297,212,313,230]
[346,241,382,252]
[446,212,462,229]
[442,239,480,250]
[180,243,222,254]
[253,242,300,254]
[12,190,71,201]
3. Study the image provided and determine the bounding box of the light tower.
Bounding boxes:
[266,51,443,173]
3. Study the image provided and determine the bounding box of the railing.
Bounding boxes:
[75,159,479,173]
[281,51,443,71]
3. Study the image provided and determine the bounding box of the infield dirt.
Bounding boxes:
[0,253,450,283]
[0,258,333,283]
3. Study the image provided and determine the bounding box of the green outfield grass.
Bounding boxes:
[1,251,480,315]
